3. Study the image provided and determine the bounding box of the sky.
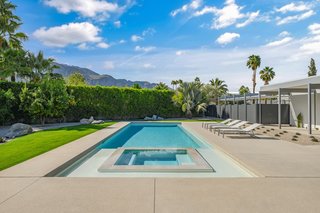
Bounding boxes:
[12,0,320,91]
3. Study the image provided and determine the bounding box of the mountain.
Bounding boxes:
[53,63,157,88]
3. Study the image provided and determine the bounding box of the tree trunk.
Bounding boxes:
[252,69,256,94]
[41,116,45,126]
[10,74,16,82]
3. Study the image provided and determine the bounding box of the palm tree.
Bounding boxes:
[0,48,31,81]
[239,85,250,95]
[28,51,59,83]
[171,80,178,90]
[172,82,207,118]
[0,0,28,49]
[246,55,261,94]
[154,82,169,90]
[259,67,275,85]
[209,78,228,104]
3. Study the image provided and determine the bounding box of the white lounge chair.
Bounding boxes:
[202,118,232,128]
[212,121,249,134]
[208,120,241,131]
[218,123,263,138]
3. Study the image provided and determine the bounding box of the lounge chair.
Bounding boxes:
[218,123,263,138]
[202,118,232,128]
[212,121,249,134]
[208,120,241,131]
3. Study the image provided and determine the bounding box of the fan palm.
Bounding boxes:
[209,78,228,104]
[259,67,275,85]
[239,85,250,95]
[246,55,261,94]
[172,82,207,118]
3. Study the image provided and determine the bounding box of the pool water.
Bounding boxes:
[115,149,195,166]
[55,122,254,177]
[98,123,202,149]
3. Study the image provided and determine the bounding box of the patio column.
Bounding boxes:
[233,95,236,120]
[278,88,282,129]
[258,91,262,123]
[308,84,312,134]
[244,93,247,121]
[217,97,220,118]
[314,90,317,129]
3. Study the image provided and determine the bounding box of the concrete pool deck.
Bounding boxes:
[1,121,320,212]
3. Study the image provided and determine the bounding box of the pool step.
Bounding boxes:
[176,154,194,165]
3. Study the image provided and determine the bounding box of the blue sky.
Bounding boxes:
[13,0,320,91]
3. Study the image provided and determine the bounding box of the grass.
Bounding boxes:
[0,122,116,171]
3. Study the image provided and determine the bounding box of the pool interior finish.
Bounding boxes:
[56,122,254,178]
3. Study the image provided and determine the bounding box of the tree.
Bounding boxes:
[239,85,250,95]
[0,0,28,49]
[194,77,203,88]
[19,75,74,125]
[28,51,59,83]
[0,0,28,81]
[209,78,228,104]
[0,88,15,124]
[67,72,86,86]
[308,58,317,77]
[246,55,261,94]
[171,80,178,90]
[172,82,207,118]
[259,66,275,85]
[154,82,169,90]
[0,48,31,81]
[132,83,142,89]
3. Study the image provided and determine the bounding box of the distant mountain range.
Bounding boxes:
[53,63,157,88]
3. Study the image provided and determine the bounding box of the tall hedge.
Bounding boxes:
[0,81,181,123]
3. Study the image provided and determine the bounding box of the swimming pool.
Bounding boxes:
[97,123,203,149]
[55,122,254,177]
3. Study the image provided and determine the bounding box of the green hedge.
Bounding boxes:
[0,81,181,123]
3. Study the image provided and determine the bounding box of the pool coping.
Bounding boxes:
[98,148,214,173]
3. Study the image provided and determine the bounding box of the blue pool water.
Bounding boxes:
[115,149,194,166]
[98,123,203,149]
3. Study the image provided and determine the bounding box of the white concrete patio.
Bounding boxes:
[1,122,320,213]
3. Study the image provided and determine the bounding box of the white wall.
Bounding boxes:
[290,93,320,128]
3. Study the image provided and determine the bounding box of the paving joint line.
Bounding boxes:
[0,177,42,206]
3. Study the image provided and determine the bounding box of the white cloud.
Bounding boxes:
[279,31,290,37]
[236,11,259,28]
[308,23,320,35]
[135,46,156,52]
[119,39,126,44]
[276,2,311,14]
[143,63,156,69]
[43,0,120,20]
[103,61,115,70]
[176,50,187,56]
[193,0,259,29]
[171,0,202,17]
[265,37,293,47]
[131,35,143,42]
[33,22,102,47]
[276,10,315,25]
[142,28,156,37]
[114,21,121,28]
[77,43,89,50]
[216,32,240,45]
[97,42,110,49]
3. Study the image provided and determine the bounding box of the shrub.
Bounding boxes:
[0,88,15,125]
[0,81,181,123]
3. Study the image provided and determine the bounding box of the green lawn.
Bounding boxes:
[0,122,116,171]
